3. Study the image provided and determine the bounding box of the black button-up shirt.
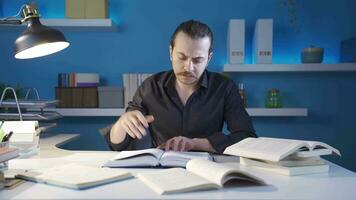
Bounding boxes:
[106,70,257,153]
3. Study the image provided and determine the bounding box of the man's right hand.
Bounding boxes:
[113,110,154,141]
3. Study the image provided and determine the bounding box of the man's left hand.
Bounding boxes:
[157,136,195,151]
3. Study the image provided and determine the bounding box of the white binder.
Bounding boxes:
[227,19,245,64]
[253,19,273,64]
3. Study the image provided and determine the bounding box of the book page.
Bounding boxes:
[110,148,164,160]
[16,163,132,189]
[137,168,219,195]
[224,137,306,162]
[160,151,211,167]
[186,159,265,187]
[305,141,341,156]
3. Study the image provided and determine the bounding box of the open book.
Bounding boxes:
[103,148,212,168]
[137,159,265,195]
[224,137,341,162]
[15,163,132,190]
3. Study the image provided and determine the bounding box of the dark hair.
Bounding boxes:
[170,20,213,53]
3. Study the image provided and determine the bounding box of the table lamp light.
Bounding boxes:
[0,4,70,59]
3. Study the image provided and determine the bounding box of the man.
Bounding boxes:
[106,20,256,153]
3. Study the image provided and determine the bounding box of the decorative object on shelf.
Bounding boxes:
[301,46,324,63]
[265,89,283,108]
[238,83,247,107]
[0,3,69,59]
[98,86,124,108]
[227,19,245,64]
[66,0,109,19]
[340,37,356,62]
[253,19,273,64]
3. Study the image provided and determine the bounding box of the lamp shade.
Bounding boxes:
[14,17,69,59]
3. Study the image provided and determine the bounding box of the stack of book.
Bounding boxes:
[224,137,341,176]
[58,73,100,88]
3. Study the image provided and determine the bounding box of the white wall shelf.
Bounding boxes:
[30,108,125,117]
[247,108,308,117]
[1,19,116,29]
[30,108,307,117]
[39,19,114,27]
[223,63,356,72]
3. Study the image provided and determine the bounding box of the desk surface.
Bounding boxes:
[1,134,356,200]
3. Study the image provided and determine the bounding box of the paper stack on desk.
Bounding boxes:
[224,137,341,176]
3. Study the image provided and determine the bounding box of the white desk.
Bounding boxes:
[1,134,356,199]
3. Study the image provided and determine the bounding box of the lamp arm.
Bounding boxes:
[0,19,22,25]
[0,4,38,25]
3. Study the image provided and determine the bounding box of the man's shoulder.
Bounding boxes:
[140,70,172,88]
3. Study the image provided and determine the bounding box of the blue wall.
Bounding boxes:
[1,0,356,171]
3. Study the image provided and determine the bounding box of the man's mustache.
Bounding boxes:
[177,72,196,77]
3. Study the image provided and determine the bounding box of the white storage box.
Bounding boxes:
[98,86,124,108]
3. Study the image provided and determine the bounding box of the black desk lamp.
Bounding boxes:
[0,4,70,59]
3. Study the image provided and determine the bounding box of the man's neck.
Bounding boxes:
[174,81,198,105]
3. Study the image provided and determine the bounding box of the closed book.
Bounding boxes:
[240,157,329,176]
[227,19,245,64]
[65,0,85,19]
[85,0,108,19]
[76,83,99,87]
[253,19,273,64]
[75,73,99,84]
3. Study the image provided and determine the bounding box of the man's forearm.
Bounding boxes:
[192,138,216,153]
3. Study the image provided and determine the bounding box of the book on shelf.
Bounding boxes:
[239,157,329,176]
[137,159,265,195]
[57,73,99,88]
[15,163,132,190]
[122,73,152,108]
[223,137,341,162]
[103,148,212,168]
